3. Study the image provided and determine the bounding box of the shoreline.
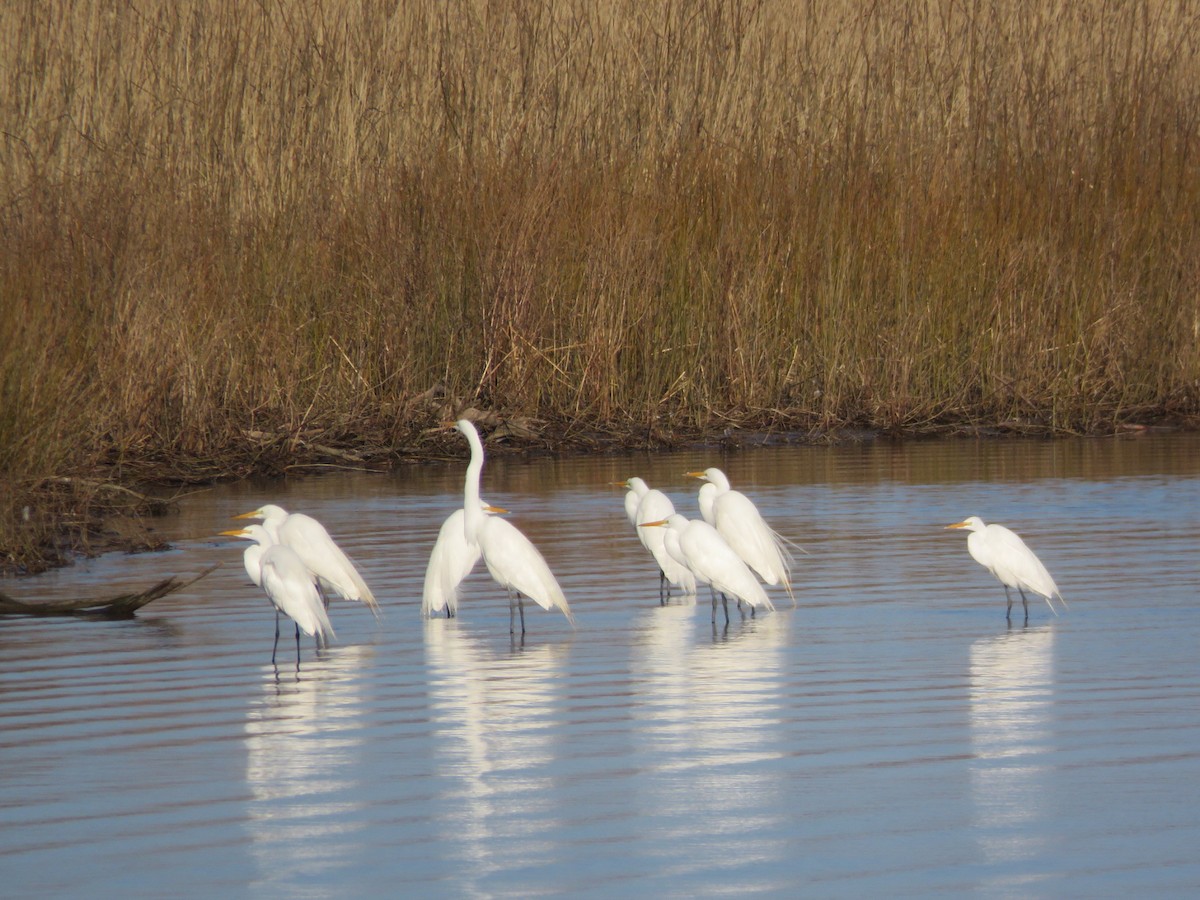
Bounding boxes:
[3,411,1192,578]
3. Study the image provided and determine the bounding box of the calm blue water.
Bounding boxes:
[2,434,1199,897]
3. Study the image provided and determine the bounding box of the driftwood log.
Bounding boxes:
[0,564,220,618]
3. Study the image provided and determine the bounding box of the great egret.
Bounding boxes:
[223,526,335,663]
[234,504,378,614]
[612,477,696,601]
[686,467,796,604]
[695,481,718,526]
[452,419,575,633]
[641,513,773,624]
[617,476,651,528]
[422,501,506,619]
[222,522,274,588]
[945,516,1067,622]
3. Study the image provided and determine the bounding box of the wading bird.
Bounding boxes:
[686,467,795,604]
[223,522,274,588]
[223,526,335,663]
[641,513,773,624]
[945,516,1067,622]
[422,501,507,618]
[450,419,574,633]
[612,477,696,601]
[234,504,377,614]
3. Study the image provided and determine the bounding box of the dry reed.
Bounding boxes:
[2,0,1200,568]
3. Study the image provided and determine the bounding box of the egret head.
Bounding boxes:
[220,523,273,544]
[945,516,986,532]
[686,468,730,490]
[611,477,648,492]
[233,503,288,522]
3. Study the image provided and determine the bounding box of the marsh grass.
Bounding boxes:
[3,0,1200,569]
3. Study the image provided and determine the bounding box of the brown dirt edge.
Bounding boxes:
[2,408,1194,578]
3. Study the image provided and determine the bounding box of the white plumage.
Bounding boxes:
[222,525,335,662]
[259,544,336,646]
[613,477,696,598]
[454,419,574,632]
[946,516,1066,620]
[642,513,773,623]
[422,502,504,618]
[687,467,795,604]
[235,503,377,614]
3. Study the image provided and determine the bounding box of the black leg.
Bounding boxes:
[272,610,281,664]
[1020,589,1029,623]
[1004,586,1013,621]
[519,595,527,634]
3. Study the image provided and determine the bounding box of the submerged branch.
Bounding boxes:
[0,564,220,618]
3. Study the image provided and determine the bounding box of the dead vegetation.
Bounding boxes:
[3,1,1200,572]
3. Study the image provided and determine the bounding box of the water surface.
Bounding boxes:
[2,434,1199,897]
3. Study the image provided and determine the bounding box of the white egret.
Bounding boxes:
[695,481,718,526]
[223,522,274,587]
[234,503,378,615]
[451,419,574,633]
[612,477,696,601]
[223,527,335,663]
[641,513,773,624]
[686,467,796,604]
[617,476,651,528]
[422,501,506,619]
[945,516,1067,622]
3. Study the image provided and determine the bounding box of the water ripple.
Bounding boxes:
[3,434,1200,895]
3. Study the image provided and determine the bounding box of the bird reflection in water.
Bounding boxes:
[969,626,1056,882]
[243,644,373,891]
[631,610,791,868]
[422,620,569,887]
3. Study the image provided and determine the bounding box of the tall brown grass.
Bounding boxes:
[3,0,1200,566]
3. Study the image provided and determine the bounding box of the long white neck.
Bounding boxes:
[244,544,266,587]
[706,468,731,493]
[240,524,274,586]
[459,421,486,543]
[697,482,718,525]
[258,506,288,542]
